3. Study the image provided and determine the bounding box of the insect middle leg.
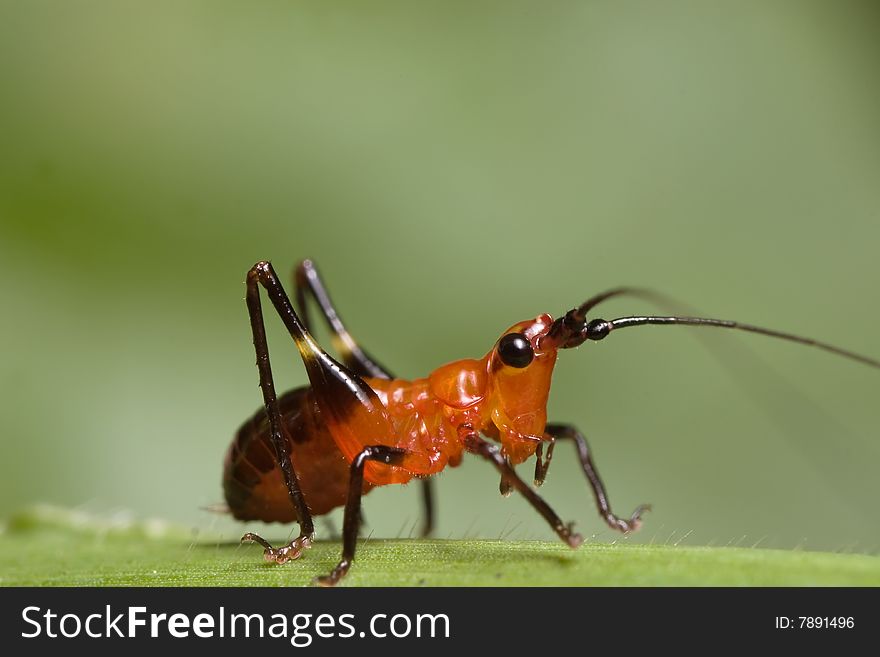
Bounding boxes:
[315,445,408,587]
[545,423,650,533]
[293,258,436,537]
[462,431,583,548]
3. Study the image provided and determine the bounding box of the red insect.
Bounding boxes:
[223,259,879,585]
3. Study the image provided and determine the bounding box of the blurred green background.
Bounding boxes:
[1,1,878,555]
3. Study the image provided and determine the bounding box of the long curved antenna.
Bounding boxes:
[554,289,880,516]
[583,316,880,369]
[574,287,679,319]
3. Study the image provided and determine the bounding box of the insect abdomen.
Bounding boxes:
[223,386,373,522]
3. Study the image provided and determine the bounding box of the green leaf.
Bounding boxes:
[1,506,877,586]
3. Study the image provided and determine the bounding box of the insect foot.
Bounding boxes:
[605,504,652,534]
[312,559,352,588]
[240,532,313,564]
[563,523,584,548]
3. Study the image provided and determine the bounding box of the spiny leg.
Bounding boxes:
[240,261,316,562]
[545,422,650,533]
[293,258,436,537]
[463,432,582,548]
[315,445,407,587]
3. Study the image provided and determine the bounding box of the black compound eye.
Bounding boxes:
[497,333,534,368]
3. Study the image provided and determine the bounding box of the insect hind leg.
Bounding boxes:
[294,258,391,379]
[240,262,316,562]
[293,258,436,538]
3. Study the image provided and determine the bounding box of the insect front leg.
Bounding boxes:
[533,437,556,487]
[462,431,583,548]
[545,423,650,533]
[239,262,316,562]
[293,258,436,538]
[314,445,408,587]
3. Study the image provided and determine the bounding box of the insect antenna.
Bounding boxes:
[548,288,880,369]
[583,316,880,369]
[546,287,880,522]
